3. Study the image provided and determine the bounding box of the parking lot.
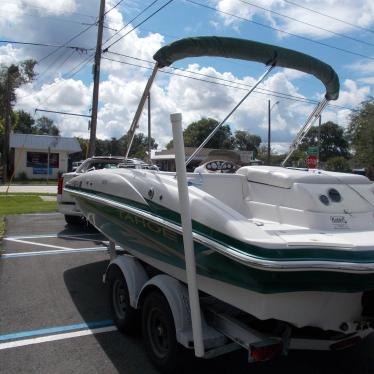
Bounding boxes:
[1,213,374,373]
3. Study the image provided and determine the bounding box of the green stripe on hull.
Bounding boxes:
[78,196,374,293]
[68,185,374,264]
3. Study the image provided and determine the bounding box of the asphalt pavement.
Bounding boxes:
[1,213,374,373]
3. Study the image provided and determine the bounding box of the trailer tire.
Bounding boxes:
[142,290,184,374]
[108,267,138,334]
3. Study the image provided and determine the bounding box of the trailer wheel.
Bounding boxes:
[142,290,184,373]
[108,267,138,334]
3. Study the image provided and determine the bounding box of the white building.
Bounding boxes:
[10,134,81,179]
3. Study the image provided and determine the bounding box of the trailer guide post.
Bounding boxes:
[171,112,205,358]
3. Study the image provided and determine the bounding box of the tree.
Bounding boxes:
[182,118,234,149]
[12,110,35,134]
[165,120,233,150]
[299,121,350,162]
[347,98,374,168]
[325,156,351,172]
[121,133,158,159]
[34,116,60,136]
[0,59,37,181]
[234,130,261,156]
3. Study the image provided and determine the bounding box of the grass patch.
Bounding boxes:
[0,195,57,216]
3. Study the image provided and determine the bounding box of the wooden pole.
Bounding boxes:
[88,0,106,157]
[148,92,151,163]
[2,75,11,183]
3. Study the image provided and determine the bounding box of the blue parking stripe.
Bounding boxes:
[0,320,114,341]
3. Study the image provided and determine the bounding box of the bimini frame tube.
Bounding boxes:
[125,63,159,160]
[185,63,275,168]
[171,112,205,358]
[281,98,328,167]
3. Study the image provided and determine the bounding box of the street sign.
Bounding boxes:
[307,154,318,169]
[307,146,318,155]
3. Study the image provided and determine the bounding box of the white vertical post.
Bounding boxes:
[170,113,204,358]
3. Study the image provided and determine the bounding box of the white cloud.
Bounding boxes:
[335,79,370,108]
[2,0,372,152]
[213,0,374,38]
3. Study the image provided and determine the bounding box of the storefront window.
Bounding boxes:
[27,152,59,175]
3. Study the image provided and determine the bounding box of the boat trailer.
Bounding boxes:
[101,114,372,372]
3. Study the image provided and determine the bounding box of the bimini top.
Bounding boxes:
[153,36,339,101]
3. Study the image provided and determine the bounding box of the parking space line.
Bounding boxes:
[1,247,109,258]
[5,238,81,250]
[4,233,101,240]
[0,326,118,350]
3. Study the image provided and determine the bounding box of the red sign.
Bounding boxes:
[307,155,318,169]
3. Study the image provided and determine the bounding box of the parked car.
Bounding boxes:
[58,156,157,225]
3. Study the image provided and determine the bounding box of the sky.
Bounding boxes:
[0,0,373,154]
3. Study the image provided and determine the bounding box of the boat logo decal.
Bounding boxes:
[119,211,178,242]
[330,215,349,229]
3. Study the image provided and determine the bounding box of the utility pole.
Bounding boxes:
[88,0,106,158]
[317,114,321,168]
[267,100,279,166]
[148,93,152,164]
[2,75,11,183]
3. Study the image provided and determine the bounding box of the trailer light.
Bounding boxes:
[330,336,361,351]
[249,341,283,362]
[57,175,63,195]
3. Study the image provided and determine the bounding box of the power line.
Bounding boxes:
[35,108,91,118]
[17,53,95,104]
[37,22,97,64]
[0,39,91,51]
[37,49,77,82]
[238,0,374,48]
[102,55,356,111]
[103,0,161,46]
[185,0,374,62]
[282,0,374,36]
[103,0,175,51]
[105,51,355,111]
[104,0,125,15]
[106,50,314,104]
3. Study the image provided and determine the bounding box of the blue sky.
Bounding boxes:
[0,0,373,152]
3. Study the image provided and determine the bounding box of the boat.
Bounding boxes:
[65,37,374,335]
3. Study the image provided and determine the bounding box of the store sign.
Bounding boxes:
[33,167,53,175]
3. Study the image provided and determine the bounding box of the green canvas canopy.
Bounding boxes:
[153,36,339,101]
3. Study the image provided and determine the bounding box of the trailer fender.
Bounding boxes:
[104,255,149,309]
[137,274,194,348]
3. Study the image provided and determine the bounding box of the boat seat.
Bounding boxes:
[236,166,370,189]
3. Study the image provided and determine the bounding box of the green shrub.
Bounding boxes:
[18,171,28,181]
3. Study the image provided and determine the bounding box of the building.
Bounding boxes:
[9,133,81,179]
[151,147,261,171]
